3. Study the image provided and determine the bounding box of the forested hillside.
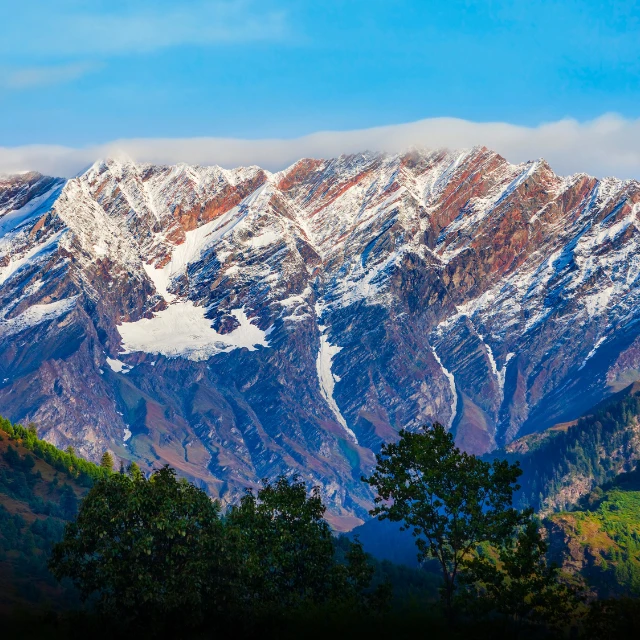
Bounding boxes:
[547,467,640,598]
[0,418,108,611]
[505,383,640,513]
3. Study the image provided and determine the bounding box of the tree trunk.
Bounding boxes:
[442,574,456,626]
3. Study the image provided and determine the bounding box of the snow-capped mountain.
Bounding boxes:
[1,148,639,528]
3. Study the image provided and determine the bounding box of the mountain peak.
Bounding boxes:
[1,148,640,521]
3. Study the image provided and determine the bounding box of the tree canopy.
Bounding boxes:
[364,422,524,620]
[49,465,226,633]
[49,469,383,633]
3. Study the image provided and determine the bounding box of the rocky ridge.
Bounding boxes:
[1,148,639,527]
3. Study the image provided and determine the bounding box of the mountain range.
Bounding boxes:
[1,148,639,528]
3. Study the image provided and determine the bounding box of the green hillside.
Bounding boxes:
[546,468,640,598]
[505,382,640,513]
[0,418,108,612]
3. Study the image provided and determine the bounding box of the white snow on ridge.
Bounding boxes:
[0,230,65,287]
[144,184,270,300]
[116,184,276,361]
[0,182,63,239]
[0,297,77,336]
[245,227,280,250]
[118,305,269,361]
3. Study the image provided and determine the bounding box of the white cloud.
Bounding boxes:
[0,1,288,57]
[0,62,99,89]
[2,114,640,180]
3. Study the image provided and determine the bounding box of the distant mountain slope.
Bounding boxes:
[1,149,640,522]
[507,382,640,513]
[0,418,107,612]
[547,468,640,598]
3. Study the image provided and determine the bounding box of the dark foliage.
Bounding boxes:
[48,470,385,636]
[365,422,524,621]
[511,389,640,512]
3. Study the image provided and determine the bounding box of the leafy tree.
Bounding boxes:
[226,475,384,619]
[4,444,21,468]
[460,517,581,636]
[99,451,114,471]
[49,465,227,633]
[227,475,337,614]
[364,423,523,622]
[127,461,143,481]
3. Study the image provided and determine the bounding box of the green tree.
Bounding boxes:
[364,423,523,622]
[460,517,581,636]
[99,450,114,472]
[59,484,78,520]
[127,460,143,481]
[49,465,227,633]
[227,475,337,614]
[226,475,383,619]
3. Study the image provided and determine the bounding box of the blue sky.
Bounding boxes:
[1,0,638,146]
[2,0,640,180]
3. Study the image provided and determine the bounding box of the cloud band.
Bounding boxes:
[2,114,640,180]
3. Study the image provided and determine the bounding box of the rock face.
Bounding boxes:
[1,149,640,527]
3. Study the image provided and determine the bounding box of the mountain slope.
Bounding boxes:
[1,149,640,523]
[507,382,640,513]
[0,418,105,611]
[547,468,640,598]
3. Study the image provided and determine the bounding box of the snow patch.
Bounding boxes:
[498,353,515,392]
[106,357,131,374]
[0,296,77,336]
[315,303,358,442]
[245,228,280,249]
[431,346,457,429]
[143,262,176,302]
[118,305,269,361]
[0,182,63,240]
[478,335,513,397]
[143,185,269,301]
[0,230,64,287]
[579,337,606,370]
